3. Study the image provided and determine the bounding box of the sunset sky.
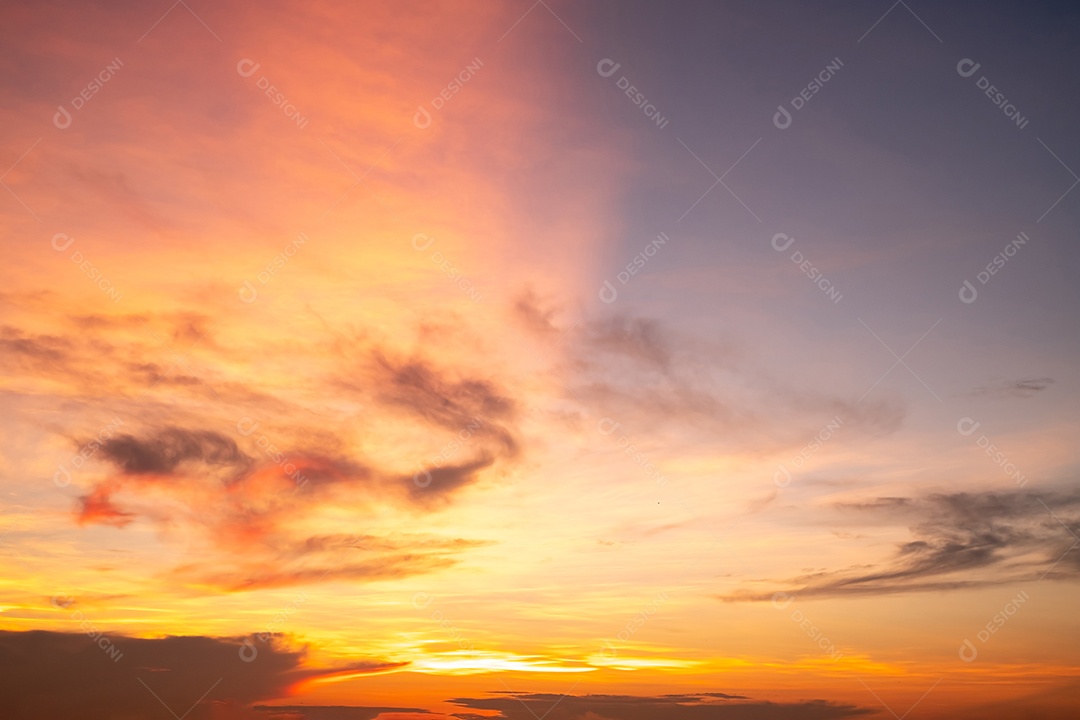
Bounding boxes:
[2,1,1080,718]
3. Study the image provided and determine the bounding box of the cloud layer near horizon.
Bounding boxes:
[0,629,405,720]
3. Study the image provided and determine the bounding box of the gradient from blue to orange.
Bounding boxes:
[1,1,1079,718]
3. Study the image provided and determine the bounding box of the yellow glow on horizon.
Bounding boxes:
[586,655,702,670]
[408,651,596,675]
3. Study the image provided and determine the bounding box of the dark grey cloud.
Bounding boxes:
[98,426,250,474]
[0,630,405,720]
[722,489,1080,601]
[25,308,530,529]
[1,315,222,395]
[76,442,367,530]
[448,692,872,720]
[0,635,876,720]
[405,454,497,504]
[4,316,303,407]
[74,425,491,590]
[372,353,519,457]
[0,325,73,364]
[512,288,560,335]
[585,316,672,370]
[968,377,1055,398]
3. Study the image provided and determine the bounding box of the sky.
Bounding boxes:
[1,0,1079,718]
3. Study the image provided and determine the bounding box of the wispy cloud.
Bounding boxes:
[722,489,1080,600]
[966,377,1055,398]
